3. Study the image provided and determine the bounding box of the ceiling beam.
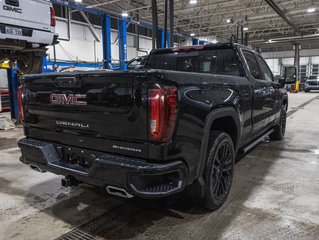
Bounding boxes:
[263,0,298,31]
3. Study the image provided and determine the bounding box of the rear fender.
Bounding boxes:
[198,107,240,176]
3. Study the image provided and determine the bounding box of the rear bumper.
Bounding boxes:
[18,138,188,199]
[0,23,55,47]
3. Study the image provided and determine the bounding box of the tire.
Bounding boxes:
[269,104,287,140]
[201,131,235,211]
[17,52,43,74]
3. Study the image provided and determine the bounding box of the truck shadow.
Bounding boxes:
[19,139,283,240]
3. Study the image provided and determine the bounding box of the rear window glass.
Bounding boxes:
[147,49,242,76]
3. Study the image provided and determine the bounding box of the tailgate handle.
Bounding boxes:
[55,77,81,88]
[5,0,19,7]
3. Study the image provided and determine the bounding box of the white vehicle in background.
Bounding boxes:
[0,0,58,73]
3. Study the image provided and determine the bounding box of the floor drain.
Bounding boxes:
[55,202,141,240]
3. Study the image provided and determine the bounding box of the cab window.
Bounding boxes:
[242,50,262,79]
[257,56,274,82]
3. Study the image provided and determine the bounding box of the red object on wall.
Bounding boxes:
[0,88,11,111]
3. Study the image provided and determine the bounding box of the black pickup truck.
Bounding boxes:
[18,43,295,210]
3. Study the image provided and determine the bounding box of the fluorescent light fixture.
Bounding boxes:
[122,12,128,17]
[190,0,197,4]
[74,0,82,2]
[243,27,249,31]
[190,33,195,37]
[227,19,231,23]
[307,8,316,13]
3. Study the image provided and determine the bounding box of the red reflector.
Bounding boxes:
[50,7,56,27]
[149,87,178,142]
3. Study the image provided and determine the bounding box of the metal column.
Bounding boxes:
[7,68,20,124]
[118,18,127,70]
[167,32,171,47]
[160,29,165,48]
[102,14,112,69]
[294,43,300,81]
[169,0,174,47]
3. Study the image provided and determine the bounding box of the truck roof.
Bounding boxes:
[150,43,254,55]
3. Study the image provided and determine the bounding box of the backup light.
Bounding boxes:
[149,87,178,142]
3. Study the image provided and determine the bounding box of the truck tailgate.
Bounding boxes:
[23,71,149,157]
[0,0,51,31]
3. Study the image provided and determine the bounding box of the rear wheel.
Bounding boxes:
[269,104,287,140]
[17,52,43,74]
[201,131,235,211]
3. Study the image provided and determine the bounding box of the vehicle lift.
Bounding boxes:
[0,61,20,124]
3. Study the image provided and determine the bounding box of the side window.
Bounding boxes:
[242,50,262,79]
[258,56,274,82]
[198,49,241,76]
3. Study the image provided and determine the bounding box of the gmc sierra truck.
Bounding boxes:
[18,43,295,210]
[0,0,58,73]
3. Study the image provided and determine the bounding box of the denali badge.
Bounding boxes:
[50,94,87,105]
[56,120,89,129]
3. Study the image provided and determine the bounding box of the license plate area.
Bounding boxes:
[55,145,100,169]
[5,26,22,36]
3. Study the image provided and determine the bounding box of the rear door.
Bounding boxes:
[241,50,271,136]
[256,54,281,125]
[0,0,51,32]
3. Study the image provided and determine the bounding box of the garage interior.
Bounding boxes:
[0,0,319,239]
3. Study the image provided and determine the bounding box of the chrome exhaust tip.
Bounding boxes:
[29,164,46,173]
[106,186,134,199]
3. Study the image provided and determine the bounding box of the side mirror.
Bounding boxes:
[284,67,297,84]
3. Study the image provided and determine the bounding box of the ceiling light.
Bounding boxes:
[243,27,249,31]
[74,0,82,2]
[307,8,316,13]
[122,12,128,17]
[190,33,195,37]
[190,0,197,4]
[227,19,231,23]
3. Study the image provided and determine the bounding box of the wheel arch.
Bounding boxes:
[196,107,241,180]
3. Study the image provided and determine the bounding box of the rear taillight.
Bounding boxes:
[50,7,56,27]
[149,87,178,142]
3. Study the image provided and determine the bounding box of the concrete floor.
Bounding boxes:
[0,92,319,240]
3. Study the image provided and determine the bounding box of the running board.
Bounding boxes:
[239,129,274,154]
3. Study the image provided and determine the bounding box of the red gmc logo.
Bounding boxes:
[50,94,87,105]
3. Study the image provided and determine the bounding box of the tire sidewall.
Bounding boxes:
[203,132,235,209]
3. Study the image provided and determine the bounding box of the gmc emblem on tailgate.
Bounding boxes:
[3,5,22,13]
[50,94,87,105]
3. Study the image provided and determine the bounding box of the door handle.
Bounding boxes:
[5,0,19,7]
